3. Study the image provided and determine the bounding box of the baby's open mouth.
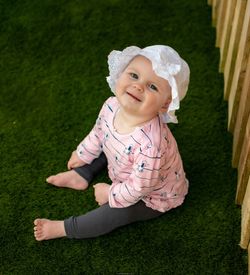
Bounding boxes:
[126,92,142,102]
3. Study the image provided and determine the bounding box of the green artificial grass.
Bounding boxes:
[0,0,248,273]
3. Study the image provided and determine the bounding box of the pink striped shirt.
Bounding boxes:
[77,97,188,212]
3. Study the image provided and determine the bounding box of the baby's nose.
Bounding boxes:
[132,83,143,92]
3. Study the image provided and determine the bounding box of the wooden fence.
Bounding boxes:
[207,0,250,270]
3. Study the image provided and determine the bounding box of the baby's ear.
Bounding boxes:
[159,106,168,114]
[159,98,171,114]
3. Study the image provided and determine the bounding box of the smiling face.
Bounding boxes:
[115,55,172,123]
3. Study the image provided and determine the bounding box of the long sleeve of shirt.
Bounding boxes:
[108,139,188,212]
[76,107,105,164]
[109,145,162,207]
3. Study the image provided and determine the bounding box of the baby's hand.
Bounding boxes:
[93,183,110,206]
[67,151,86,170]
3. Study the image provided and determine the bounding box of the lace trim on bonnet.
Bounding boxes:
[106,45,190,123]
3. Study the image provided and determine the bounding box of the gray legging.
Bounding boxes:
[64,153,163,239]
[64,200,162,239]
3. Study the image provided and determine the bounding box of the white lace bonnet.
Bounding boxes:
[106,45,190,123]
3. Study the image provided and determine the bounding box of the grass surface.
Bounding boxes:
[0,0,248,274]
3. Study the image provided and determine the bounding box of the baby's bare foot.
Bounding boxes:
[46,170,88,190]
[34,219,66,241]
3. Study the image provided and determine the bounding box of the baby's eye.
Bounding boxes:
[129,73,138,79]
[149,84,158,91]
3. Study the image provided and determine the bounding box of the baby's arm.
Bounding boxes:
[67,150,86,170]
[108,144,188,211]
[108,146,161,208]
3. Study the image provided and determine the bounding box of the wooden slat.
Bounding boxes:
[208,0,213,6]
[212,0,219,27]
[249,244,250,275]
[232,51,250,168]
[240,175,250,249]
[236,115,250,205]
[216,0,227,48]
[228,0,250,133]
[219,0,237,73]
[224,0,247,100]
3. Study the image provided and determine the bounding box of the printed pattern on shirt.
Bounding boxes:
[77,97,188,212]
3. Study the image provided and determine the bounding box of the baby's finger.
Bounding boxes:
[69,161,78,169]
[67,161,72,170]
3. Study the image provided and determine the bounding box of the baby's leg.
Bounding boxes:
[74,152,107,183]
[34,201,162,241]
[64,201,163,239]
[47,153,107,190]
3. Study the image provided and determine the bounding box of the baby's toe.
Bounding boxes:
[46,176,55,183]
